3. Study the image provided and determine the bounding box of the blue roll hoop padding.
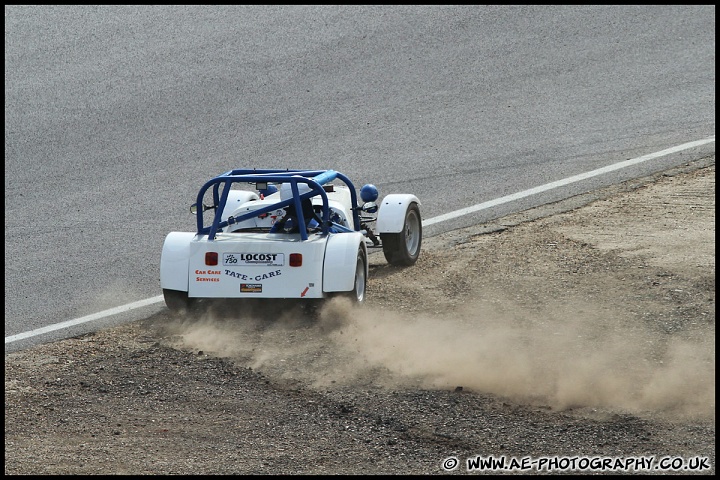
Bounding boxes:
[311,169,338,187]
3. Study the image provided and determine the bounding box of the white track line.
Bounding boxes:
[5,296,164,344]
[5,136,715,345]
[424,136,715,226]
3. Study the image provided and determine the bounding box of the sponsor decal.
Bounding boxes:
[241,283,262,293]
[225,269,282,282]
[194,269,221,282]
[223,253,284,266]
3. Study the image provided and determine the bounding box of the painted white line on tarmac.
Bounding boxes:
[5,136,714,345]
[424,136,714,226]
[5,296,164,344]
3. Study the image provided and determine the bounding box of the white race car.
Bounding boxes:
[160,169,421,312]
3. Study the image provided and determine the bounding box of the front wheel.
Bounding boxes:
[382,202,422,266]
[163,288,196,313]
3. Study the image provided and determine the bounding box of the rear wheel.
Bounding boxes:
[340,247,367,303]
[382,202,422,266]
[163,288,196,313]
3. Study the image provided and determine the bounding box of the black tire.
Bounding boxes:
[381,202,422,266]
[339,247,367,303]
[163,288,196,313]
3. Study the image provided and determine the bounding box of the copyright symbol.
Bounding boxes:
[442,456,459,471]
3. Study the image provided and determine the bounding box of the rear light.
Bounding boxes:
[289,253,302,267]
[205,252,218,266]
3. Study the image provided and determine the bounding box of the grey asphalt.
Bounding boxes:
[4,5,715,349]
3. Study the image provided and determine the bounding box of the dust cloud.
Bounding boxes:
[166,296,715,420]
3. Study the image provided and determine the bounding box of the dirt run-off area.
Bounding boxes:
[5,158,715,475]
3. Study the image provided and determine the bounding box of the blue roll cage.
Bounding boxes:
[195,169,361,241]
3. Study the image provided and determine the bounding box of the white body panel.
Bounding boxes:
[160,230,364,299]
[322,232,366,292]
[376,194,421,233]
[187,232,328,299]
[318,186,354,229]
[160,232,196,291]
[221,190,260,222]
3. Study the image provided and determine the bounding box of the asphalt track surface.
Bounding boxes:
[4,5,715,351]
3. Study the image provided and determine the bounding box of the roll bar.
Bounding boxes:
[194,169,360,241]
